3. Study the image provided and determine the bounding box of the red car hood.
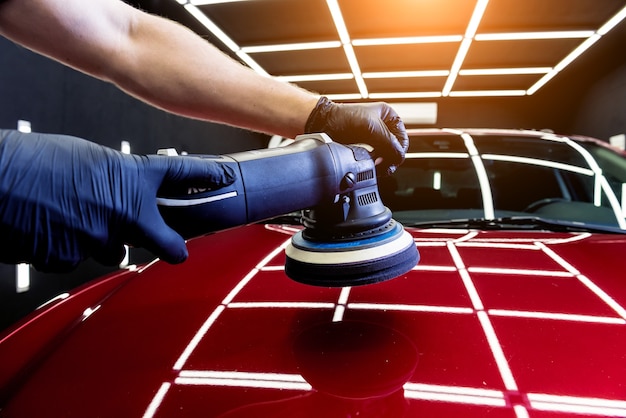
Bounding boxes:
[1,224,626,417]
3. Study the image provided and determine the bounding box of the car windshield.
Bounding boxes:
[380,130,626,231]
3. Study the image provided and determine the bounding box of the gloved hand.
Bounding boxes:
[304,96,409,175]
[0,130,235,272]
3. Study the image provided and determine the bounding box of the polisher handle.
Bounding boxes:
[156,134,363,239]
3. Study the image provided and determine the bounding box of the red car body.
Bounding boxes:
[1,129,626,417]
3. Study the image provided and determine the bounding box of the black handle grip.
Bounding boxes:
[157,134,353,239]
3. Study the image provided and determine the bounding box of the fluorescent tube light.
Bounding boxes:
[326,93,363,101]
[274,73,353,82]
[459,67,550,76]
[465,0,489,38]
[342,44,367,97]
[442,0,488,96]
[553,35,601,73]
[598,5,626,35]
[528,34,601,95]
[326,0,351,44]
[353,35,463,46]
[184,4,240,52]
[368,92,442,99]
[236,51,269,76]
[475,31,594,41]
[449,90,526,97]
[363,70,449,78]
[443,37,472,96]
[241,41,341,54]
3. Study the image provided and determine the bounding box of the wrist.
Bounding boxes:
[304,96,333,134]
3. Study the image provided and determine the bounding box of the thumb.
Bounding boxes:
[148,155,237,189]
[134,155,236,264]
[134,213,189,264]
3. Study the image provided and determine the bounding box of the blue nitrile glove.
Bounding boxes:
[305,96,409,175]
[0,129,235,272]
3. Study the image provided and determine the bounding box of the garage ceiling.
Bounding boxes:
[171,0,626,101]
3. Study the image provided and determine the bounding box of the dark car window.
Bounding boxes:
[474,135,588,167]
[380,158,481,212]
[406,134,469,153]
[387,131,626,229]
[486,161,564,211]
[580,142,626,206]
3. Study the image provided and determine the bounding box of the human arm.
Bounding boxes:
[0,0,408,171]
[0,0,318,137]
[0,129,235,271]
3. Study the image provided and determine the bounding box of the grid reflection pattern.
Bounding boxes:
[143,225,626,418]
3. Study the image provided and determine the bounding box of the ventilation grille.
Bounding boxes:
[357,170,375,182]
[358,192,379,206]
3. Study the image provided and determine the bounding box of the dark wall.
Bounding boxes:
[570,58,626,140]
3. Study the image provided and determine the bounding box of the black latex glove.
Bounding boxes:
[0,130,235,272]
[304,96,409,175]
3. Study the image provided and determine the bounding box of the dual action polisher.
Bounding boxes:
[156,133,419,287]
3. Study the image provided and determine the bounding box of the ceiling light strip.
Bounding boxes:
[368,92,443,99]
[326,93,362,101]
[235,51,269,76]
[353,35,463,46]
[459,67,551,76]
[274,73,354,82]
[442,0,489,96]
[343,44,368,97]
[449,90,527,97]
[598,4,626,35]
[326,0,367,98]
[442,37,472,96]
[183,4,268,76]
[527,34,601,95]
[367,90,529,99]
[363,70,450,78]
[475,31,595,41]
[326,0,351,44]
[554,35,602,73]
[183,4,239,52]
[465,0,490,38]
[241,41,342,54]
[526,5,626,96]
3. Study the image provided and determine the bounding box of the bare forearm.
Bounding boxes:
[0,0,319,137]
[111,12,319,137]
